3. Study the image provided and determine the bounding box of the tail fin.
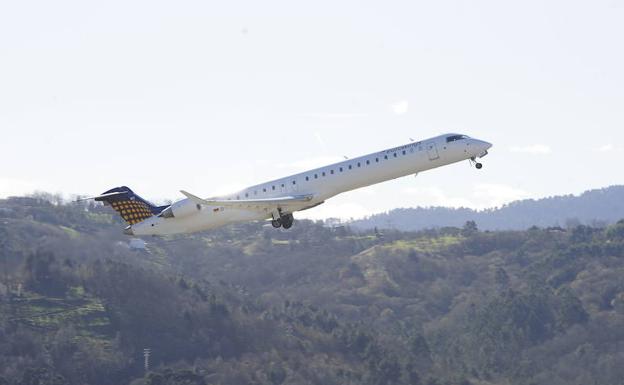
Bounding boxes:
[93,186,167,225]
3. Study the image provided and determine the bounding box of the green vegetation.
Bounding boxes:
[1,196,624,384]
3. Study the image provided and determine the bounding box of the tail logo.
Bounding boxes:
[110,200,153,224]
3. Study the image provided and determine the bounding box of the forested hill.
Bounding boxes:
[350,185,624,231]
[1,195,624,385]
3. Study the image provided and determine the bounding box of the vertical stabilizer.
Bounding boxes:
[94,186,167,225]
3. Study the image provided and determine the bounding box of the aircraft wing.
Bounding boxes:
[180,190,314,212]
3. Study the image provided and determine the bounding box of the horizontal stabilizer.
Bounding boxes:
[75,191,128,202]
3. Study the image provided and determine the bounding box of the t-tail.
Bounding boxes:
[81,186,168,226]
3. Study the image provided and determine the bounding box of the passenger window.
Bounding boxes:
[384,155,388,160]
[348,165,352,170]
[292,180,296,185]
[402,150,406,155]
[322,172,326,177]
[254,190,257,195]
[375,157,379,162]
[314,174,318,179]
[245,193,248,198]
[339,167,343,172]
[272,186,275,190]
[330,170,334,174]
[306,176,309,181]
[366,160,370,165]
[281,183,284,188]
[263,188,266,192]
[393,153,397,158]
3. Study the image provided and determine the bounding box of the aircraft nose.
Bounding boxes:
[123,226,134,236]
[472,139,491,150]
[470,139,492,158]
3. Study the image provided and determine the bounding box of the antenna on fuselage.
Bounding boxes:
[343,155,349,160]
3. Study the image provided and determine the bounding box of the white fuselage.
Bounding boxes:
[132,133,491,235]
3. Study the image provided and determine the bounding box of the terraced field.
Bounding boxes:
[5,287,113,338]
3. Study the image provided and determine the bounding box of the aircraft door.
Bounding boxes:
[426,141,439,160]
[291,180,299,193]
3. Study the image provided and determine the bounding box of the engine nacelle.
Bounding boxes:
[159,198,201,218]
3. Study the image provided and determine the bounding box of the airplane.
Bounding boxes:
[79,133,491,236]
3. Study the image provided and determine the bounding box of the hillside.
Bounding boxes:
[350,185,624,231]
[1,195,624,384]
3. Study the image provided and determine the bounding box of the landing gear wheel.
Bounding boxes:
[281,214,294,229]
[475,162,483,169]
[271,219,282,228]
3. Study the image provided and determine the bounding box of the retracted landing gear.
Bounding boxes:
[470,157,483,170]
[270,211,294,229]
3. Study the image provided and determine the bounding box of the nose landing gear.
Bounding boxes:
[470,157,483,169]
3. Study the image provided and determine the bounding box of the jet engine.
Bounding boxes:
[159,198,201,218]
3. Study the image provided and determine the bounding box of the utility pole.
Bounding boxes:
[143,348,151,373]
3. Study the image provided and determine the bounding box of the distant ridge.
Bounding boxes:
[349,185,624,231]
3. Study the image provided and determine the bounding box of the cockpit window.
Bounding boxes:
[446,134,469,143]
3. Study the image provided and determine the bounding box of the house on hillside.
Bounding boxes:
[129,238,147,250]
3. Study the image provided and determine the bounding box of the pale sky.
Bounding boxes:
[1,0,623,220]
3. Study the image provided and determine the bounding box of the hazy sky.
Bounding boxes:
[1,0,623,219]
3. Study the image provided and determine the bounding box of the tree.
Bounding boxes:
[268,364,287,385]
[23,251,68,296]
[494,267,510,288]
[368,354,401,385]
[462,221,478,237]
[408,333,431,359]
[19,367,66,385]
[570,225,594,243]
[144,369,206,385]
[606,220,624,240]
[555,288,588,329]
